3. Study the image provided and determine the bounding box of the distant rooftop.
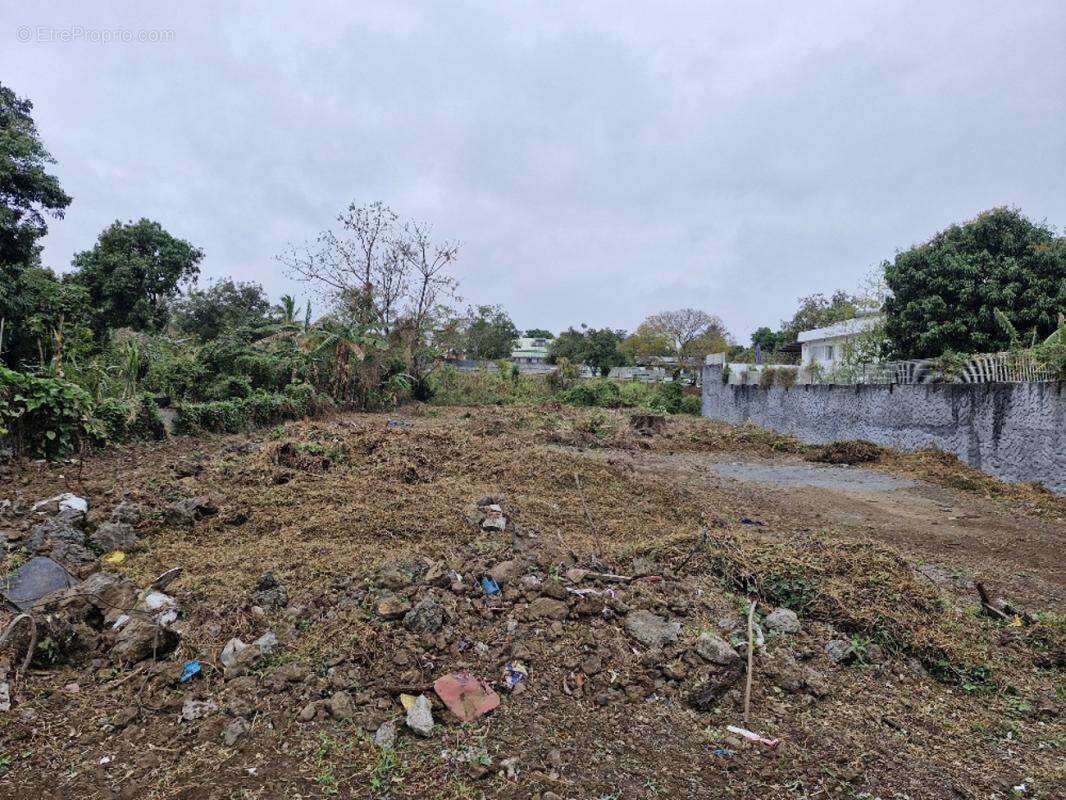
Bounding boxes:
[796,314,883,343]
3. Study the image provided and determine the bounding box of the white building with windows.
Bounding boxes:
[797,314,883,371]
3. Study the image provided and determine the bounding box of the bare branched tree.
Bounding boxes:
[277,201,460,338]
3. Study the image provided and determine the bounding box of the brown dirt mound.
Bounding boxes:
[807,440,884,464]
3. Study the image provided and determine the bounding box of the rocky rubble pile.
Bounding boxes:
[2,490,860,775]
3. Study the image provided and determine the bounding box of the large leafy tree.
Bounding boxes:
[0,82,73,365]
[173,279,272,342]
[549,325,629,376]
[884,208,1066,358]
[71,218,204,334]
[463,304,519,360]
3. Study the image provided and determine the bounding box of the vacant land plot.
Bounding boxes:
[1,406,1063,799]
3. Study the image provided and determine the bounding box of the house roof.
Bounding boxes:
[796,314,882,344]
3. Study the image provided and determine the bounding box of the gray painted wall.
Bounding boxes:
[701,365,1066,495]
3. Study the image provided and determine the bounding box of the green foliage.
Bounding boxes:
[459,304,520,360]
[776,366,798,388]
[0,83,73,363]
[0,366,95,457]
[172,279,272,342]
[546,357,581,390]
[649,380,683,413]
[884,208,1066,358]
[71,218,205,334]
[175,387,323,435]
[524,328,554,339]
[562,379,623,408]
[550,326,630,376]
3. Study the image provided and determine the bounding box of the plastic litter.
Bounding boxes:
[179,660,202,683]
[101,551,126,566]
[712,747,735,757]
[32,493,88,515]
[725,725,780,749]
[1,556,78,611]
[385,420,412,429]
[501,660,528,690]
[433,671,500,722]
[480,576,500,596]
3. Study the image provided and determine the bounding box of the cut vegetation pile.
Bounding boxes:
[1,406,1063,799]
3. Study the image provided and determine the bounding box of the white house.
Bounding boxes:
[510,337,551,366]
[797,314,883,372]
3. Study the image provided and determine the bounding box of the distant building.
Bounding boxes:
[510,336,551,366]
[796,314,883,371]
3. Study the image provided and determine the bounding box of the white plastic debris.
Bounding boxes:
[32,493,88,515]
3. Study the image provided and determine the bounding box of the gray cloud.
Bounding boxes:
[3,0,1064,340]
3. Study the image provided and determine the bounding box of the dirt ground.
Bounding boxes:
[1,405,1063,800]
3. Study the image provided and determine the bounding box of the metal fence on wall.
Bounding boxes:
[837,349,1055,385]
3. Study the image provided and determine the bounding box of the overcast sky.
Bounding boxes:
[3,1,1065,341]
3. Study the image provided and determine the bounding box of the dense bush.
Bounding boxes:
[0,367,96,458]
[90,394,165,443]
[175,384,327,435]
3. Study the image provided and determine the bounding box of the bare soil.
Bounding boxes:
[1,405,1063,800]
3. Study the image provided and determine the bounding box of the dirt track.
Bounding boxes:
[1,406,1063,799]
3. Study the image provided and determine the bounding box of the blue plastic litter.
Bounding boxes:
[480,576,500,596]
[712,747,735,757]
[179,660,202,683]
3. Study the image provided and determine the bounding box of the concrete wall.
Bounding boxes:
[701,364,1066,495]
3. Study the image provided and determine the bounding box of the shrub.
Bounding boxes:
[175,387,326,435]
[0,367,96,458]
[546,357,581,391]
[143,353,205,401]
[776,367,799,388]
[562,379,622,408]
[679,395,702,415]
[93,397,131,442]
[649,381,683,413]
[758,367,778,388]
[206,374,253,400]
[127,394,166,440]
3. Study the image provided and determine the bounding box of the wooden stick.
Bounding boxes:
[975,582,1010,620]
[676,527,708,575]
[572,471,599,541]
[743,599,756,723]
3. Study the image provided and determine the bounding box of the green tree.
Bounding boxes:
[71,218,204,334]
[0,82,73,365]
[463,304,519,360]
[883,208,1066,358]
[751,326,778,352]
[524,328,554,339]
[172,279,272,342]
[549,325,629,375]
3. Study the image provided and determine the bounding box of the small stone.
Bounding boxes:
[376,592,412,620]
[825,639,852,664]
[220,638,249,668]
[251,571,289,608]
[763,608,801,634]
[405,694,434,737]
[297,702,319,722]
[489,560,522,586]
[180,698,218,722]
[624,610,680,648]
[253,631,278,655]
[328,691,356,720]
[222,716,251,746]
[694,632,740,665]
[403,596,444,633]
[527,597,569,621]
[110,502,142,525]
[373,719,397,749]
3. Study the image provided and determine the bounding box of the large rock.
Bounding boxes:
[403,596,444,633]
[109,502,142,525]
[624,610,680,648]
[763,608,801,634]
[693,632,740,665]
[90,522,138,553]
[25,518,94,569]
[1,557,78,611]
[111,614,179,664]
[405,694,434,737]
